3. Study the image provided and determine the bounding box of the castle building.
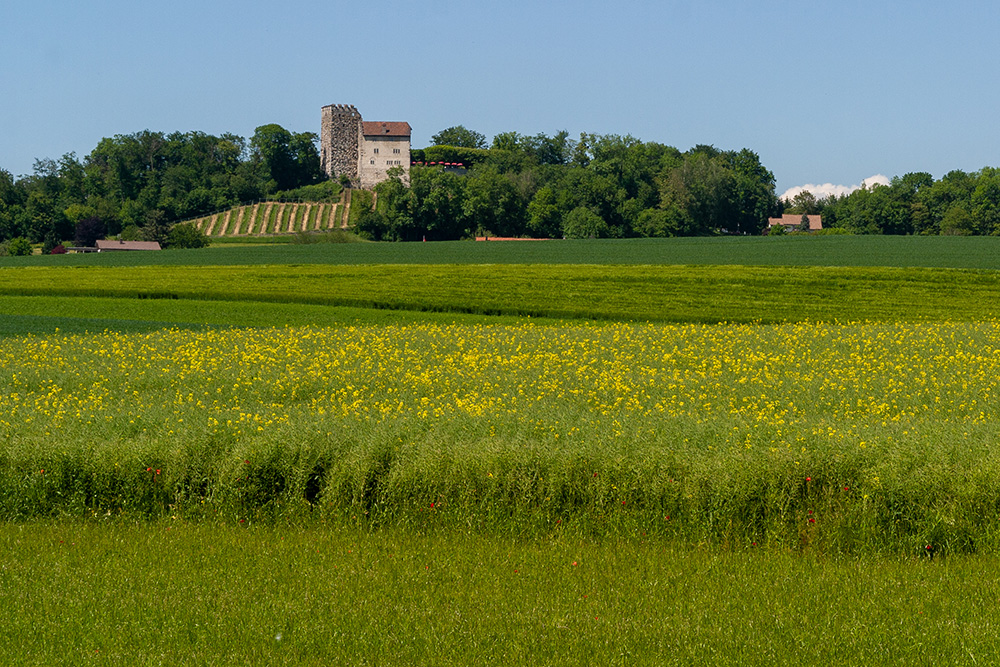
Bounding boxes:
[320,104,411,189]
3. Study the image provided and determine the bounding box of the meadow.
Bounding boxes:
[3,236,1000,663]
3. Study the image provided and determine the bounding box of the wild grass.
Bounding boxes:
[3,522,999,665]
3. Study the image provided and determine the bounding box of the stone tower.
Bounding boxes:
[320,104,362,183]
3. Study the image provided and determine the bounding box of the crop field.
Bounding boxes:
[4,319,1000,554]
[3,236,1000,663]
[6,263,1000,324]
[5,234,1000,269]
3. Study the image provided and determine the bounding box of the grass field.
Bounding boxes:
[5,234,1000,269]
[5,264,1000,324]
[4,236,1000,663]
[5,523,1000,665]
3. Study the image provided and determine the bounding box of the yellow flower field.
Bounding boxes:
[2,320,999,550]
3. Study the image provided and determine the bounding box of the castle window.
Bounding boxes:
[393,148,400,154]
[373,148,379,154]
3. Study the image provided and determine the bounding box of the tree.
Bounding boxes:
[941,205,974,235]
[657,152,735,235]
[798,213,811,232]
[785,190,819,215]
[74,216,106,247]
[526,186,562,238]
[723,149,776,235]
[431,126,487,149]
[562,207,609,239]
[141,210,170,244]
[462,167,526,237]
[250,124,323,193]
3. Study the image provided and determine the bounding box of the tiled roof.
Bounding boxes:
[362,121,411,137]
[95,240,162,251]
[767,214,823,231]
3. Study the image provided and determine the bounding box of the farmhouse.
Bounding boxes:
[767,214,822,233]
[320,104,411,189]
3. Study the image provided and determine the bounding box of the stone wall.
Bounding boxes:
[320,104,361,183]
[359,135,411,189]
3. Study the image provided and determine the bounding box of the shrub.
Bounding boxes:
[166,223,209,249]
[272,181,342,202]
[2,237,34,256]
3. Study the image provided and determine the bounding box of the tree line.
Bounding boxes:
[784,169,1000,236]
[0,124,325,250]
[19,118,998,248]
[359,126,778,241]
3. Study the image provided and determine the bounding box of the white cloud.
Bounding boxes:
[781,174,890,201]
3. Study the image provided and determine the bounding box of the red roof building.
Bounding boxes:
[767,214,823,233]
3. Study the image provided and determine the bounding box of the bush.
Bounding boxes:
[1,237,34,256]
[49,244,67,254]
[165,223,209,249]
[271,180,342,202]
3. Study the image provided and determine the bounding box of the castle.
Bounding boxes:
[320,104,411,189]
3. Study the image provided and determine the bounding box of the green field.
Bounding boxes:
[6,523,1000,665]
[6,234,1000,269]
[6,263,1000,325]
[3,236,1000,663]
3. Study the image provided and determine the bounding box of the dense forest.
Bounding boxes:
[361,128,776,241]
[0,124,326,251]
[3,119,1000,251]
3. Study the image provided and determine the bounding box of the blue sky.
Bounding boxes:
[4,0,1000,197]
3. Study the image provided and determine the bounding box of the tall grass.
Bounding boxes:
[4,321,1000,553]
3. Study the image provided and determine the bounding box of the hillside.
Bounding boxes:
[185,189,355,237]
